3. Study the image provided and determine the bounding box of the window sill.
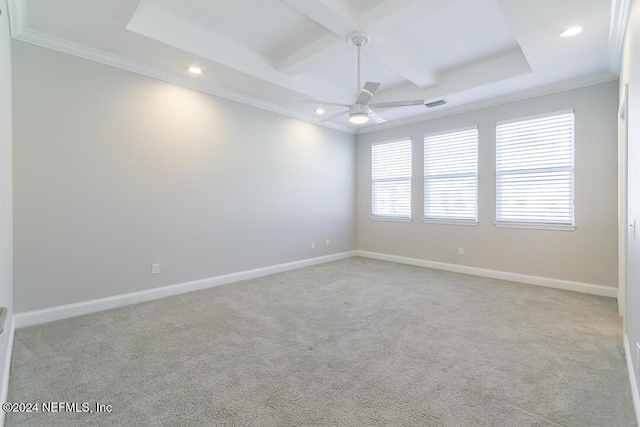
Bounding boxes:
[423,219,478,227]
[494,222,576,231]
[370,216,412,223]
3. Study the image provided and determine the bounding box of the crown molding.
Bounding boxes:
[356,72,617,135]
[608,0,632,74]
[7,0,25,37]
[14,28,355,135]
[7,0,355,135]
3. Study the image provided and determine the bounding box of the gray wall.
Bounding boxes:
[12,41,356,313]
[620,0,640,398]
[357,81,618,287]
[0,0,14,401]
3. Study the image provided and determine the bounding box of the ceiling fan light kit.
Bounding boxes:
[349,104,370,124]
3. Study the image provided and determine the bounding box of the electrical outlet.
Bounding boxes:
[151,263,160,275]
[311,241,315,249]
[458,247,464,255]
[325,238,330,246]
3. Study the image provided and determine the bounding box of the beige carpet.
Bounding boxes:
[6,257,636,426]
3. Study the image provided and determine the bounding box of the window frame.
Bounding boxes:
[495,109,576,231]
[370,138,412,222]
[423,126,479,225]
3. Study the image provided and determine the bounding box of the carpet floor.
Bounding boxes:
[6,257,637,426]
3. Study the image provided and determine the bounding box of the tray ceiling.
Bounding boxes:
[8,0,621,133]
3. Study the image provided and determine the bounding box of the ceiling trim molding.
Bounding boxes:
[608,0,632,74]
[7,0,26,37]
[356,72,617,135]
[8,21,355,135]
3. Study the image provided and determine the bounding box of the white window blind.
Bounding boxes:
[424,128,478,221]
[371,140,411,219]
[496,111,574,225]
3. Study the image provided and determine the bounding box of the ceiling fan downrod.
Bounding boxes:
[349,33,370,97]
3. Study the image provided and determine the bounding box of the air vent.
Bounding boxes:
[426,100,446,108]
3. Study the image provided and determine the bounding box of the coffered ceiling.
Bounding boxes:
[7,0,628,134]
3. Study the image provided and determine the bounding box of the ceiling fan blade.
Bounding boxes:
[319,110,347,123]
[355,82,381,105]
[300,100,350,107]
[369,99,425,109]
[369,109,386,124]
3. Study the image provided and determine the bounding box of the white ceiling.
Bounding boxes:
[7,0,624,134]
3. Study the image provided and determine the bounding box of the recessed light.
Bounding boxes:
[187,66,202,75]
[559,26,583,38]
[315,108,325,114]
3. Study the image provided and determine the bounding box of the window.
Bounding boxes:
[424,128,478,222]
[371,139,411,220]
[496,110,575,228]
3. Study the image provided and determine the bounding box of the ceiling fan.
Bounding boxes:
[307,33,425,125]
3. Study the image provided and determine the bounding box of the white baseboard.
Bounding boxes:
[12,249,616,327]
[625,334,640,426]
[14,251,356,328]
[356,251,617,298]
[0,315,15,426]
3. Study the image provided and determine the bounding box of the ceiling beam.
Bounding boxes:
[365,37,438,89]
[376,47,532,102]
[127,2,348,103]
[438,48,531,93]
[360,0,450,33]
[275,32,345,75]
[275,0,443,89]
[275,0,358,74]
[279,0,358,37]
